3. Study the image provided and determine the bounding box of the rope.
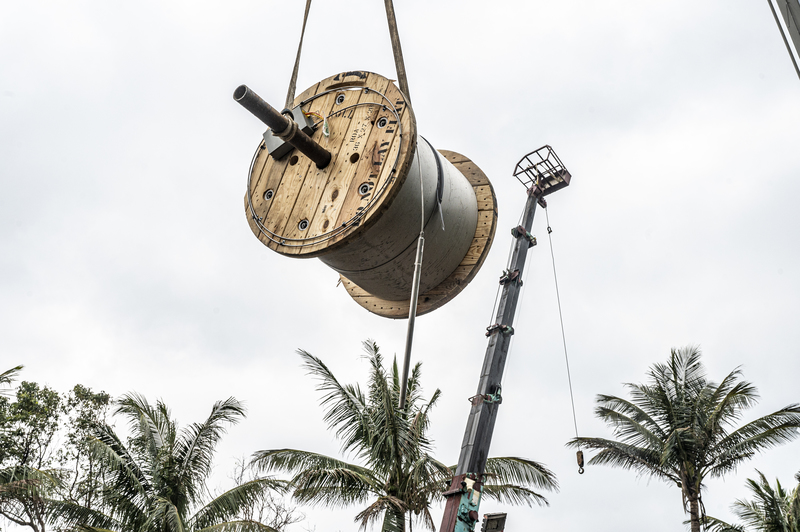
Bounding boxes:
[285,0,313,109]
[383,0,412,105]
[544,206,583,473]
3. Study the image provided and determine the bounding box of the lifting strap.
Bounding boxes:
[284,0,412,108]
[285,0,313,109]
[383,0,412,104]
[282,0,415,408]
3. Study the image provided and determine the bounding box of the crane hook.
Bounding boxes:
[577,450,585,474]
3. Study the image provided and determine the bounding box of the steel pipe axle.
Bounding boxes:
[233,84,331,169]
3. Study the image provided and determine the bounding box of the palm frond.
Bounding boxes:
[568,437,678,482]
[402,361,426,415]
[252,449,374,478]
[405,454,451,498]
[413,505,437,532]
[0,365,23,395]
[594,394,667,452]
[253,448,380,507]
[195,520,280,532]
[482,457,559,492]
[708,405,800,478]
[353,496,406,532]
[141,497,186,532]
[291,467,379,507]
[176,397,246,507]
[46,498,119,531]
[705,371,757,433]
[366,349,407,473]
[189,478,287,530]
[700,515,745,532]
[298,349,369,457]
[0,465,58,496]
[725,470,796,532]
[115,393,171,458]
[85,425,151,521]
[284,341,558,530]
[479,483,550,507]
[408,389,441,452]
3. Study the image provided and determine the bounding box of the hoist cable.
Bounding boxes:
[285,0,313,109]
[544,207,580,441]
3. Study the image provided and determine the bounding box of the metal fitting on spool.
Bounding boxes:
[233,84,332,169]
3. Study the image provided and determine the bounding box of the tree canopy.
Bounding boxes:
[54,393,287,532]
[568,346,800,532]
[254,340,558,532]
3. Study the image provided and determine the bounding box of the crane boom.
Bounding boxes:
[439,146,570,532]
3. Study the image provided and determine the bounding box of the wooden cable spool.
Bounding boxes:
[240,71,498,318]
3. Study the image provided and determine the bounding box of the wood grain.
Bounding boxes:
[243,71,416,258]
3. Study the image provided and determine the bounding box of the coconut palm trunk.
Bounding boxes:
[689,494,701,532]
[381,506,405,532]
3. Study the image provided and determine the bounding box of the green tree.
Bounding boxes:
[568,347,800,532]
[228,458,304,531]
[0,379,111,532]
[56,393,286,532]
[706,470,800,532]
[253,341,558,532]
[55,385,111,512]
[0,381,62,531]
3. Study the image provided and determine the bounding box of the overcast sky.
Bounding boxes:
[2,0,800,530]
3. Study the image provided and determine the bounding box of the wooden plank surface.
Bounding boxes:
[244,71,416,258]
[279,86,364,250]
[302,75,393,252]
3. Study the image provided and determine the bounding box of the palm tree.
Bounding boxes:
[0,466,59,532]
[706,470,800,532]
[567,346,800,532]
[1,366,60,532]
[253,340,558,532]
[0,366,22,396]
[55,393,285,532]
[794,472,800,531]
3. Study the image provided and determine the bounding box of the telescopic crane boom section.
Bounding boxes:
[440,146,571,532]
